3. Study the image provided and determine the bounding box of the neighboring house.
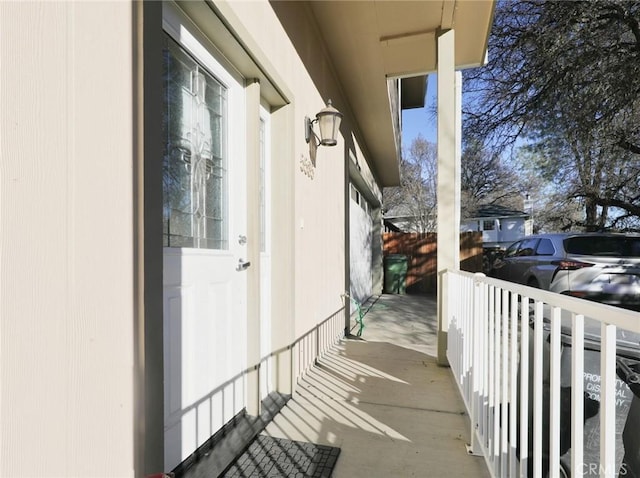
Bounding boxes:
[1,1,493,476]
[383,218,403,233]
[383,210,437,233]
[461,204,532,249]
[384,213,416,232]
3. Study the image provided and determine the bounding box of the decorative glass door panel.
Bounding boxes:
[163,36,227,249]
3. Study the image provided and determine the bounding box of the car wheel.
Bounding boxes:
[527,277,540,289]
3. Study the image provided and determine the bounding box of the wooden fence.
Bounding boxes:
[382,231,482,294]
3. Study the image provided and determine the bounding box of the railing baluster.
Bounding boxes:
[481,281,489,452]
[488,285,495,459]
[533,300,544,478]
[455,273,462,383]
[571,313,584,477]
[501,289,509,478]
[601,323,617,477]
[520,296,530,478]
[447,272,456,373]
[509,291,519,478]
[448,272,457,377]
[549,306,562,478]
[464,276,471,401]
[494,286,502,472]
[469,274,484,455]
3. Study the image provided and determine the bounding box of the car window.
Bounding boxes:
[504,241,520,258]
[536,238,555,256]
[564,236,640,257]
[517,238,539,256]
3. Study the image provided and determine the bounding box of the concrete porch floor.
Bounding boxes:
[261,293,491,477]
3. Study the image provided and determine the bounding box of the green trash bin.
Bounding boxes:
[384,254,408,294]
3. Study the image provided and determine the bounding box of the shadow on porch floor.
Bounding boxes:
[261,293,490,477]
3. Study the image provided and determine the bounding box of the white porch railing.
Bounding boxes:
[446,270,640,478]
[292,306,346,385]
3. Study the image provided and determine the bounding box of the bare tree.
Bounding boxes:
[385,135,523,231]
[384,136,437,232]
[461,140,524,219]
[464,0,640,231]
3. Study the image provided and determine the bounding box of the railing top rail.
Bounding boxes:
[446,268,640,334]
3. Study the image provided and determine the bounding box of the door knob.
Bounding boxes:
[236,259,251,271]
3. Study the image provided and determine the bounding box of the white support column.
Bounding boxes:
[436,28,460,365]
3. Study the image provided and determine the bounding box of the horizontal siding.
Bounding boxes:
[1,2,136,476]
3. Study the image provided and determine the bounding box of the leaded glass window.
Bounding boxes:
[162,35,227,249]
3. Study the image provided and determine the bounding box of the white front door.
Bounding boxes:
[161,6,247,470]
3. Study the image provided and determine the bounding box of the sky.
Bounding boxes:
[401,75,438,149]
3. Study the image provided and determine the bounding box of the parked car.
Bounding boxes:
[490,233,640,310]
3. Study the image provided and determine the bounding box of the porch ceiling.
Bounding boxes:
[308,0,495,187]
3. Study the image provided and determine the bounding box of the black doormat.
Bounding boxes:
[221,436,341,478]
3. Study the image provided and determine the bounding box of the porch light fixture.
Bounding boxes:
[305,99,343,147]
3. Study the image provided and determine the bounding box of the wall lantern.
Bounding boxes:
[305,99,343,147]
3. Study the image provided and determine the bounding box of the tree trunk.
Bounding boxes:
[584,198,599,232]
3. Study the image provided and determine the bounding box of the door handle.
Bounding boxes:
[236,259,251,271]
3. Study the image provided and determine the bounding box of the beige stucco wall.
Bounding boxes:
[1,2,137,476]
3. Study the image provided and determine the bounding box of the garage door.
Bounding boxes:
[349,184,373,303]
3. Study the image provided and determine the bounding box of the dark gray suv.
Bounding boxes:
[491,233,640,310]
